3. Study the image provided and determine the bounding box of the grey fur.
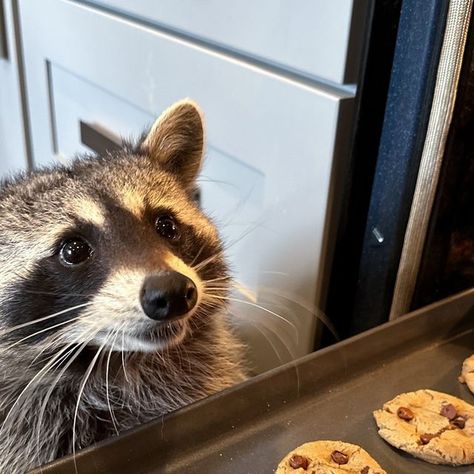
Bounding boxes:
[0,100,245,473]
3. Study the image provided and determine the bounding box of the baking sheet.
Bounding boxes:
[34,289,474,473]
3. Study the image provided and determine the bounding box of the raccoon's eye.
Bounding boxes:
[155,215,180,241]
[59,238,93,266]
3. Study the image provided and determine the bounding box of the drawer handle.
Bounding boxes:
[0,1,8,60]
[80,121,122,155]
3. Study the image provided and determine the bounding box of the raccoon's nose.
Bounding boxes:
[140,272,198,322]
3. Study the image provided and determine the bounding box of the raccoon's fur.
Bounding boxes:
[0,100,246,473]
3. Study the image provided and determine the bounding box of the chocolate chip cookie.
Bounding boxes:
[459,354,474,394]
[373,389,474,465]
[275,440,387,473]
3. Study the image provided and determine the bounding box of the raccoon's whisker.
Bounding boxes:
[260,270,290,277]
[35,332,97,467]
[206,295,298,338]
[230,280,257,303]
[203,276,231,284]
[0,302,93,337]
[196,175,235,187]
[29,326,83,367]
[72,333,111,474]
[3,312,95,352]
[20,289,93,298]
[207,280,233,289]
[11,271,93,298]
[247,319,285,365]
[190,243,207,268]
[0,328,99,437]
[220,281,336,341]
[30,332,91,368]
[257,317,298,361]
[259,289,339,340]
[178,337,193,373]
[233,283,338,340]
[203,280,231,287]
[192,251,223,272]
[198,303,227,320]
[222,219,268,252]
[30,316,96,365]
[121,329,130,384]
[28,329,68,366]
[106,325,124,437]
[203,287,231,296]
[228,307,295,363]
[199,298,224,309]
[202,295,227,314]
[230,310,300,392]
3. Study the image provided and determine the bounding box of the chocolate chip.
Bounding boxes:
[289,454,309,470]
[331,450,349,465]
[420,433,435,445]
[440,403,457,420]
[397,406,414,421]
[451,416,466,429]
[361,467,370,474]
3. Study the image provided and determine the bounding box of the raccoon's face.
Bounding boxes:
[0,100,228,356]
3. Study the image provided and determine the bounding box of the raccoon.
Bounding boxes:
[0,100,246,473]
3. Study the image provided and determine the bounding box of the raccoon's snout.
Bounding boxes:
[140,272,198,322]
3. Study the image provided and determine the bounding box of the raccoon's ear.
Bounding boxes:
[141,99,204,187]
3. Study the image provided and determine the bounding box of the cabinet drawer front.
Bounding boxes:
[88,0,368,84]
[20,0,355,371]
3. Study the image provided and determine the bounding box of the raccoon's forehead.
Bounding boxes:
[0,158,214,247]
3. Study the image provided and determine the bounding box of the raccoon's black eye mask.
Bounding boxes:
[54,211,181,269]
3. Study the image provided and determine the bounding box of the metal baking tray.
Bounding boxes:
[35,289,474,473]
